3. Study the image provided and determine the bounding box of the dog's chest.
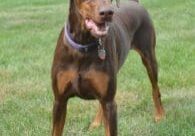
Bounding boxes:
[57,67,110,99]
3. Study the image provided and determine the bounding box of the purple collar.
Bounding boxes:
[64,24,99,53]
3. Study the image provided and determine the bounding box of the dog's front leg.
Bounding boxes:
[52,69,77,136]
[52,98,67,136]
[83,69,117,135]
[101,100,117,136]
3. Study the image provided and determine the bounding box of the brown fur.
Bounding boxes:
[51,0,165,136]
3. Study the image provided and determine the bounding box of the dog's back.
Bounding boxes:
[104,1,154,70]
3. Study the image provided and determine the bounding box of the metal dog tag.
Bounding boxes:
[98,38,106,60]
[98,48,106,60]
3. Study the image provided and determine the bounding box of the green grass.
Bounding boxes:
[0,0,194,135]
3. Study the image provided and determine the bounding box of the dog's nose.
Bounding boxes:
[99,7,114,21]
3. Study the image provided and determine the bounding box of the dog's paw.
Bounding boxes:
[154,109,165,122]
[88,121,101,130]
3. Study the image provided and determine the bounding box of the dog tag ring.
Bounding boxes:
[98,48,106,60]
[98,38,106,60]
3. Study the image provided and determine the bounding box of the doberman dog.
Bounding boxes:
[51,0,165,135]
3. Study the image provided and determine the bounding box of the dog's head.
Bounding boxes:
[69,0,116,38]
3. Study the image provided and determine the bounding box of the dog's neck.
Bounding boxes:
[68,2,96,45]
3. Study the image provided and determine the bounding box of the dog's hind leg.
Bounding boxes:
[133,26,165,122]
[139,48,165,122]
[89,104,103,130]
[90,101,117,136]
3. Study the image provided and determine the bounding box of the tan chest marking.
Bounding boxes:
[57,69,77,95]
[84,70,109,97]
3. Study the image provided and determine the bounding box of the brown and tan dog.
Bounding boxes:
[51,0,165,135]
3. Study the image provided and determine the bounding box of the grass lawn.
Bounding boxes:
[0,0,194,135]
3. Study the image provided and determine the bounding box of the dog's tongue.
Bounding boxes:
[85,19,108,38]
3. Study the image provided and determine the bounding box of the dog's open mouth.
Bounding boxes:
[85,19,109,38]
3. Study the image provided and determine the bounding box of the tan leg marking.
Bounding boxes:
[89,104,103,130]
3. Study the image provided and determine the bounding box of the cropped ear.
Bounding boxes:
[69,0,76,32]
[69,0,74,11]
[111,0,120,7]
[69,0,81,11]
[115,0,120,7]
